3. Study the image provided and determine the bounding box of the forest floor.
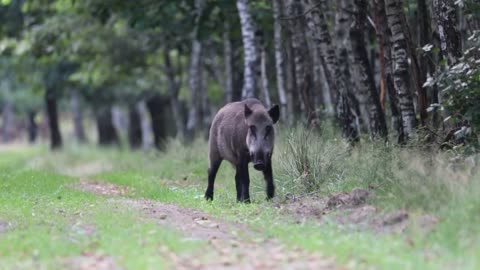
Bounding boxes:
[0,140,478,269]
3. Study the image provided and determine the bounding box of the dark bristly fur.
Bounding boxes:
[205,98,280,202]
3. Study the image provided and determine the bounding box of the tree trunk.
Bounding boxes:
[95,106,119,146]
[236,0,261,99]
[285,33,299,124]
[232,46,244,102]
[303,0,358,141]
[287,0,312,122]
[260,32,272,107]
[375,0,404,143]
[334,1,367,137]
[317,52,334,114]
[128,103,142,149]
[223,20,234,103]
[164,47,184,138]
[404,20,428,127]
[432,0,462,65]
[417,0,431,74]
[309,39,323,112]
[45,91,62,149]
[272,0,288,122]
[146,95,169,150]
[199,65,210,135]
[27,110,37,144]
[350,0,388,139]
[70,89,86,143]
[186,0,204,140]
[385,0,417,139]
[417,0,441,129]
[1,101,13,143]
[136,101,153,151]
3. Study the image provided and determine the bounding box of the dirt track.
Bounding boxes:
[75,179,338,270]
[73,178,438,269]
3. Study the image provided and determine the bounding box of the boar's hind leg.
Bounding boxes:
[205,159,222,201]
[263,162,275,200]
[235,159,250,203]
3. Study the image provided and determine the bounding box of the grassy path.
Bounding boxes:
[0,144,479,269]
[75,179,337,269]
[0,147,337,269]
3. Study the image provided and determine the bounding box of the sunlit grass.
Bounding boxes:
[0,124,479,269]
[0,149,198,270]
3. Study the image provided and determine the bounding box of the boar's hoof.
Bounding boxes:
[237,198,251,204]
[204,192,214,201]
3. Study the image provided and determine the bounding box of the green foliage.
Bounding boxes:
[0,56,43,113]
[0,0,260,113]
[435,31,480,131]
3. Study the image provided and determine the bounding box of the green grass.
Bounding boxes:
[0,149,199,270]
[0,126,479,269]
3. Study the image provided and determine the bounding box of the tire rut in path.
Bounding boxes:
[76,179,338,270]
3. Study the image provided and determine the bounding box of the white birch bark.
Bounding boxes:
[272,0,288,121]
[136,101,153,151]
[186,0,204,138]
[237,0,261,99]
[349,0,388,139]
[223,20,234,103]
[385,0,417,138]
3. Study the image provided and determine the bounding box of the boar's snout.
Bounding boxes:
[253,162,265,171]
[250,151,267,171]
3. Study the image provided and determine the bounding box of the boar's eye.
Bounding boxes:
[264,125,273,138]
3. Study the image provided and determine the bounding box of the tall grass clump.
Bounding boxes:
[274,126,349,195]
[275,125,480,214]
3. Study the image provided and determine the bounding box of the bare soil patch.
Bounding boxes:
[115,198,336,270]
[74,179,131,196]
[61,252,121,270]
[63,162,113,178]
[113,198,246,241]
[78,180,338,270]
[279,188,438,234]
[0,220,11,234]
[70,222,97,238]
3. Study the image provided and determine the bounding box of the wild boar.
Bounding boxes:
[205,98,280,202]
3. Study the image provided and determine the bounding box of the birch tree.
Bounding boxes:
[70,89,87,143]
[259,31,272,107]
[164,47,184,139]
[1,100,13,143]
[236,0,261,99]
[432,0,462,65]
[186,0,204,139]
[287,0,313,122]
[223,20,234,103]
[385,0,417,139]
[375,0,404,142]
[272,0,288,122]
[349,0,388,139]
[302,0,359,141]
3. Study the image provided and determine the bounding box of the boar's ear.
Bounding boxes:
[268,104,280,124]
[244,104,253,119]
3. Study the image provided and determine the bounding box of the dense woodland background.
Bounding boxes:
[0,0,479,153]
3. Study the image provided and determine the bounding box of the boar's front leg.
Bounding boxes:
[235,158,251,203]
[205,159,222,201]
[263,162,275,200]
